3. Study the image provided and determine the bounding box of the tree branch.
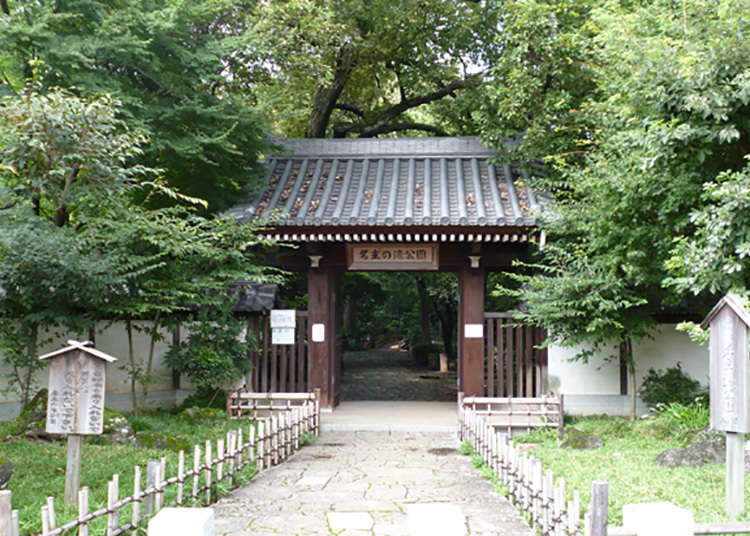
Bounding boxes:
[334,102,365,117]
[335,121,447,138]
[0,0,9,16]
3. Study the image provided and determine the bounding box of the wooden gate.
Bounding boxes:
[248,311,310,392]
[484,312,548,397]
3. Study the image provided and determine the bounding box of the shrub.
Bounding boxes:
[638,363,703,406]
[646,398,710,444]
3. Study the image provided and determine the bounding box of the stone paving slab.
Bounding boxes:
[214,431,532,536]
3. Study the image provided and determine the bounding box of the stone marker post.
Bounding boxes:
[701,294,750,518]
[39,340,117,505]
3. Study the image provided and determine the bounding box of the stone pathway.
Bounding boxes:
[340,350,457,402]
[214,431,532,536]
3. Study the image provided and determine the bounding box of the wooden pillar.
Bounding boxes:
[458,265,485,396]
[308,263,340,409]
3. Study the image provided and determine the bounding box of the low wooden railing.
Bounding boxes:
[460,393,564,438]
[460,401,605,536]
[0,392,319,536]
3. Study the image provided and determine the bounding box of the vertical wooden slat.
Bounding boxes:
[486,316,495,397]
[496,319,504,397]
[288,340,296,392]
[515,324,523,397]
[505,321,514,397]
[525,325,533,397]
[248,316,259,391]
[297,315,305,391]
[538,327,549,394]
[270,340,278,392]
[297,315,306,391]
[280,344,288,392]
[261,315,270,392]
[131,466,141,528]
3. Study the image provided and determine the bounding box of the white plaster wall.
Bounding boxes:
[0,321,177,406]
[548,323,709,397]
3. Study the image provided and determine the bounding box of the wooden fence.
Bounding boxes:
[460,394,564,438]
[484,313,548,397]
[249,311,309,393]
[0,393,319,536]
[459,400,606,536]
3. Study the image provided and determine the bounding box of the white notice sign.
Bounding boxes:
[270,309,296,345]
[270,309,296,328]
[312,323,325,342]
[464,324,484,339]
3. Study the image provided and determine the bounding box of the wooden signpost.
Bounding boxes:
[39,340,117,505]
[702,294,750,518]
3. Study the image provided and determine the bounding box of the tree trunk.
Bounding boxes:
[21,324,38,409]
[619,336,636,420]
[305,44,354,138]
[415,276,432,344]
[126,319,138,415]
[140,312,161,408]
[434,301,456,363]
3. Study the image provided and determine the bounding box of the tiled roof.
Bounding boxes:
[230,136,545,229]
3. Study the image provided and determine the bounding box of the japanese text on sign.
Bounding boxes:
[347,244,438,270]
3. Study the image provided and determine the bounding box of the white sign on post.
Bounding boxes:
[702,294,750,518]
[39,340,117,506]
[270,309,296,345]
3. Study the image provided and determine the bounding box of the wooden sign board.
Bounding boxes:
[347,244,438,271]
[46,351,107,435]
[708,306,750,433]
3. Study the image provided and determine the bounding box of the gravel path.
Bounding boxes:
[340,350,457,402]
[214,431,532,536]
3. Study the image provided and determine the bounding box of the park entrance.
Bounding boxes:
[231,136,549,409]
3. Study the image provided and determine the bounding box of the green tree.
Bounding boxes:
[0,87,155,406]
[0,0,269,212]
[488,0,750,417]
[249,0,501,138]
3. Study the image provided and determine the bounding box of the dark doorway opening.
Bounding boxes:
[339,272,458,402]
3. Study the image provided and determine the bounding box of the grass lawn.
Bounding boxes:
[2,411,260,536]
[511,414,750,525]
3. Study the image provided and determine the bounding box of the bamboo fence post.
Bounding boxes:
[294,408,300,450]
[131,466,141,528]
[0,495,11,536]
[217,438,225,482]
[46,497,56,531]
[260,420,269,470]
[568,490,580,535]
[78,486,89,536]
[106,475,119,536]
[271,416,279,465]
[145,460,159,517]
[555,478,566,536]
[10,511,17,536]
[41,506,50,536]
[237,427,244,468]
[543,469,554,533]
[249,425,257,470]
[177,450,185,505]
[156,457,166,512]
[584,512,591,536]
[205,440,212,504]
[192,445,200,501]
[227,430,236,486]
